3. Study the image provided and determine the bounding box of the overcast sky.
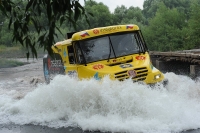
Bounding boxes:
[79,0,145,13]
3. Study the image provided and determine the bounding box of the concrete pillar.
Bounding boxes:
[156,60,165,71]
[150,57,157,67]
[190,65,200,78]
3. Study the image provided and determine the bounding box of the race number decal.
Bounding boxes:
[135,56,146,60]
[93,64,104,70]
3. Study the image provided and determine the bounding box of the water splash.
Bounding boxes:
[0,73,200,133]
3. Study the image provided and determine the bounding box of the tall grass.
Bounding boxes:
[0,45,25,58]
[0,45,46,58]
[0,58,28,68]
[0,45,45,68]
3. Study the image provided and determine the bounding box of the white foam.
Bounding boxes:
[0,73,200,133]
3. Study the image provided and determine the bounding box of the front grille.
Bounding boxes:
[114,67,148,81]
[115,71,129,81]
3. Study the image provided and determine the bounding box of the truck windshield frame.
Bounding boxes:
[74,31,147,64]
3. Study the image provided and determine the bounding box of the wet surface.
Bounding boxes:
[1,58,200,133]
[0,124,85,133]
[0,124,200,133]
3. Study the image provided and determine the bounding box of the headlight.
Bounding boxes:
[154,74,161,79]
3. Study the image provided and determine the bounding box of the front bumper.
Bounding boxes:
[148,78,168,88]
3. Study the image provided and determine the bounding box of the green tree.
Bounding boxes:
[143,0,160,23]
[120,6,145,28]
[143,0,192,24]
[0,0,88,58]
[183,0,200,49]
[76,0,112,30]
[126,7,145,23]
[143,2,186,51]
[113,5,128,25]
[0,20,13,46]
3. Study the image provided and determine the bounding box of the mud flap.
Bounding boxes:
[43,54,65,84]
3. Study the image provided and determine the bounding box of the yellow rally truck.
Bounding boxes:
[43,24,168,85]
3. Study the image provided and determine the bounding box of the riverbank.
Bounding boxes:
[0,58,44,99]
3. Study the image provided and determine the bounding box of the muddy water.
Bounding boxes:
[0,58,200,133]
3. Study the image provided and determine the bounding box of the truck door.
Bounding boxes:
[64,45,78,78]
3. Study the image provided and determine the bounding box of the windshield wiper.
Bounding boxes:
[107,36,116,62]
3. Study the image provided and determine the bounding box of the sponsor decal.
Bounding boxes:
[47,54,65,75]
[48,59,63,71]
[120,63,133,68]
[127,70,137,78]
[94,72,101,80]
[100,26,122,33]
[135,55,146,60]
[93,64,104,70]
[50,59,63,67]
[93,29,99,34]
[63,49,67,57]
[126,25,134,29]
[80,31,89,37]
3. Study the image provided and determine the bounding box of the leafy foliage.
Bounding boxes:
[143,2,187,51]
[0,0,88,58]
[185,0,200,49]
[75,0,112,30]
[0,0,200,55]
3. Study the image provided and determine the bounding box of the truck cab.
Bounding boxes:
[43,24,168,85]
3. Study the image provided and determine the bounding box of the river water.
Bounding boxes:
[0,62,200,133]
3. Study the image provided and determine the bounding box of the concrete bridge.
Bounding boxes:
[150,49,200,78]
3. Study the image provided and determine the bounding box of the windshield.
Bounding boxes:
[75,32,145,64]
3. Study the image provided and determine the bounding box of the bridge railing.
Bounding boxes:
[149,49,200,78]
[150,49,200,64]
